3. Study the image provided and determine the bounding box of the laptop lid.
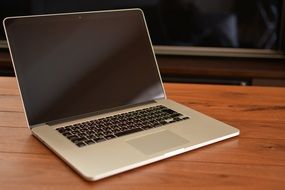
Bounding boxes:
[4,9,165,126]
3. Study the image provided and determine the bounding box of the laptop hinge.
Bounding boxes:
[46,100,157,126]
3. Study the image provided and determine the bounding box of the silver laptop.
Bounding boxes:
[3,9,239,181]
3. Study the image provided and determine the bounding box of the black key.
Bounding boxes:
[71,137,86,143]
[105,131,113,136]
[115,128,143,137]
[121,127,128,131]
[104,135,116,140]
[86,135,95,139]
[93,138,106,143]
[163,109,176,114]
[173,117,182,121]
[62,132,72,136]
[81,121,89,126]
[77,133,85,138]
[67,135,78,140]
[153,122,162,127]
[85,140,95,145]
[64,127,72,132]
[128,124,137,129]
[65,125,73,129]
[76,142,86,147]
[56,128,65,133]
[112,129,121,133]
[171,113,182,118]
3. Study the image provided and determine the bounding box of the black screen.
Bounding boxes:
[5,9,164,125]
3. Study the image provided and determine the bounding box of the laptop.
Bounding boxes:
[3,9,239,181]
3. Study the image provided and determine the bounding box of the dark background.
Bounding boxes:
[0,0,283,49]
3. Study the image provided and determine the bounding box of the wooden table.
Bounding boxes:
[0,77,284,189]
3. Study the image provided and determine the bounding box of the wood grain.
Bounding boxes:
[0,77,285,189]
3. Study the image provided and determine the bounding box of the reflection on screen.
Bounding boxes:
[5,10,164,125]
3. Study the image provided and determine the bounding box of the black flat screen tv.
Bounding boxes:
[1,0,285,59]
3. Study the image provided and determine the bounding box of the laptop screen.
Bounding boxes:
[4,9,165,125]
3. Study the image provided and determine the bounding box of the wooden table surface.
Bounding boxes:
[0,77,284,189]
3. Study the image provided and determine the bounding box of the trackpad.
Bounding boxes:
[127,130,189,155]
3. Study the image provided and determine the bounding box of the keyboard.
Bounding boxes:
[56,105,189,147]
